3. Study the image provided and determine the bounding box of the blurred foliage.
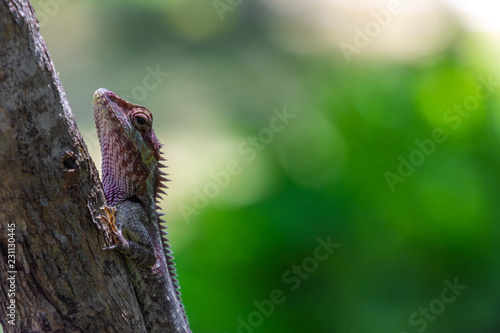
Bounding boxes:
[26,0,500,332]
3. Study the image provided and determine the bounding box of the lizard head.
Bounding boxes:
[93,88,164,206]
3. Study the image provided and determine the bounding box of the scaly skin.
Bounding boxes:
[93,88,190,333]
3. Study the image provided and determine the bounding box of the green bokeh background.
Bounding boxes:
[25,1,500,332]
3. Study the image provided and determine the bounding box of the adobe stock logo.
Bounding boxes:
[227,235,340,333]
[340,0,403,63]
[213,0,242,21]
[384,129,447,192]
[400,277,467,333]
[385,74,499,192]
[37,0,70,27]
[120,65,170,103]
[179,106,296,223]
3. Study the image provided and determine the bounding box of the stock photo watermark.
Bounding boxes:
[213,0,242,21]
[385,74,499,192]
[340,0,403,63]
[36,0,70,27]
[5,223,17,326]
[178,106,296,223]
[120,64,170,103]
[384,129,447,192]
[400,277,466,333]
[227,235,340,333]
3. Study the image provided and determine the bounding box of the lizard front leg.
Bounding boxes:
[97,201,156,268]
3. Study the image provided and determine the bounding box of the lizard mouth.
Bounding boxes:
[93,88,137,140]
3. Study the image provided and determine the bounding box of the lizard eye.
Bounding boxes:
[131,109,152,131]
[136,116,146,125]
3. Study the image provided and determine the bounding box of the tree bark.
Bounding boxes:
[0,1,147,332]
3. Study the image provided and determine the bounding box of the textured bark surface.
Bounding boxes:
[0,0,146,332]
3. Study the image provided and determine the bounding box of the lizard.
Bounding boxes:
[92,88,190,333]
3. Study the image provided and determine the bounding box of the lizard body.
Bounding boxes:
[93,88,190,333]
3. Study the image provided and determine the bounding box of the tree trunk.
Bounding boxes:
[0,1,147,331]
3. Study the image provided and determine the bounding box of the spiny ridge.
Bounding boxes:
[154,157,187,321]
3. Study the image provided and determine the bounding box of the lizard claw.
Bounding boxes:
[96,205,128,251]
